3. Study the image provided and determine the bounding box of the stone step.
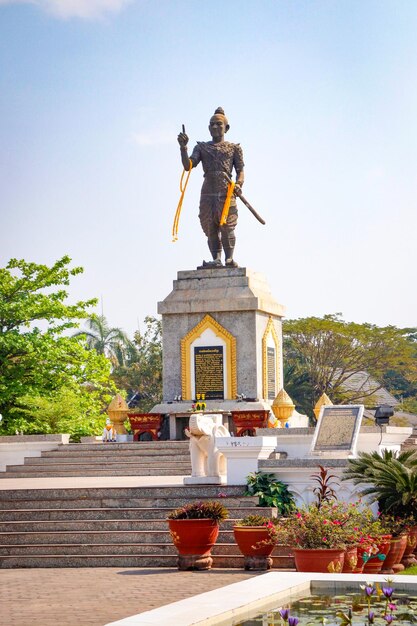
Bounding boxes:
[0,541,241,556]
[0,529,238,545]
[6,461,191,470]
[0,514,265,532]
[41,449,190,459]
[0,506,267,522]
[0,542,292,561]
[0,553,293,569]
[0,497,253,511]
[0,484,245,498]
[0,485,247,506]
[58,443,189,452]
[27,454,190,464]
[0,468,191,478]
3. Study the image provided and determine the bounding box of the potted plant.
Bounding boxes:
[233,514,280,571]
[167,500,228,570]
[318,501,364,573]
[379,514,412,574]
[277,503,349,572]
[343,450,417,572]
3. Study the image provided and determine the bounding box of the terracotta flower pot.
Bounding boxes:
[233,525,277,571]
[342,546,358,573]
[363,535,392,574]
[401,526,417,568]
[381,534,408,574]
[168,519,219,570]
[354,546,371,573]
[293,548,345,573]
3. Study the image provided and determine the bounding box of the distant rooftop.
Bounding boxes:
[340,370,399,406]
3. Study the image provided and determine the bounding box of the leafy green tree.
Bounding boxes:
[283,314,417,412]
[0,256,116,434]
[112,316,162,411]
[10,389,105,441]
[73,314,131,366]
[283,362,315,418]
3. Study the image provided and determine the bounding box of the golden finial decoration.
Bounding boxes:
[272,388,295,426]
[107,394,129,434]
[313,393,333,420]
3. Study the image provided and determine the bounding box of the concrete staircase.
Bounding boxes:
[0,441,192,478]
[0,485,292,569]
[401,427,417,452]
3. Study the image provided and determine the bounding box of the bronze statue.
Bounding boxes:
[177,107,244,268]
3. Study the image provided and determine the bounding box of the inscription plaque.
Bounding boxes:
[194,346,224,400]
[311,405,364,455]
[267,346,276,400]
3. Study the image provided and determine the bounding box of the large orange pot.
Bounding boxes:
[342,546,358,573]
[353,545,372,573]
[401,527,417,568]
[233,525,276,570]
[293,548,345,573]
[363,535,392,574]
[381,534,408,574]
[168,519,220,570]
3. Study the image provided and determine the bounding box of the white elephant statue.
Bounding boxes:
[186,413,230,478]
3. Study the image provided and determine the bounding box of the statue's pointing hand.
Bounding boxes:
[177,124,189,148]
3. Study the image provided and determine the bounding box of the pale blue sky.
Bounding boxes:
[1,0,416,336]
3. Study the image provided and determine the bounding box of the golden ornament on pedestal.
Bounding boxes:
[313,393,333,420]
[107,394,129,434]
[272,389,295,427]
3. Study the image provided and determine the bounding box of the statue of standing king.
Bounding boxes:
[177,107,244,268]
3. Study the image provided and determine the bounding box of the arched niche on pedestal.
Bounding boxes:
[180,314,237,401]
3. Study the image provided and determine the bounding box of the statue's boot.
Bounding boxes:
[221,226,237,267]
[201,259,222,268]
[205,234,223,267]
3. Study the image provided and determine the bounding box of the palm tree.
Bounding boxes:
[74,315,131,366]
[343,449,417,517]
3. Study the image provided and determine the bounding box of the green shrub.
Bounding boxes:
[245,471,296,514]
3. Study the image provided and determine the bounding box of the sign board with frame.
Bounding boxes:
[310,404,364,457]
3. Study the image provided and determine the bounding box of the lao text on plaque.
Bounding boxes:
[311,405,364,457]
[194,346,224,400]
[267,346,276,400]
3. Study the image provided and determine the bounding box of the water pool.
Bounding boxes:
[105,572,417,626]
[237,588,417,625]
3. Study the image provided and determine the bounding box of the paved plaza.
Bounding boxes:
[0,464,268,625]
[0,566,263,626]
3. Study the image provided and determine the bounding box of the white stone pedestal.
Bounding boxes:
[358,426,412,454]
[216,436,277,485]
[0,434,70,472]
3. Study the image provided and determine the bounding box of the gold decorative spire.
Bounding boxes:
[107,394,129,435]
[313,393,333,420]
[272,388,295,426]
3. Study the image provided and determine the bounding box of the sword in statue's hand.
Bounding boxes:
[223,172,266,225]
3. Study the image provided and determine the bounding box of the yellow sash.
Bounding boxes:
[219,181,235,226]
[172,161,192,242]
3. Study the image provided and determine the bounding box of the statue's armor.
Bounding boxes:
[190,141,244,260]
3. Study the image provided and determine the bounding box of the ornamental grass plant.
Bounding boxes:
[167,500,229,522]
